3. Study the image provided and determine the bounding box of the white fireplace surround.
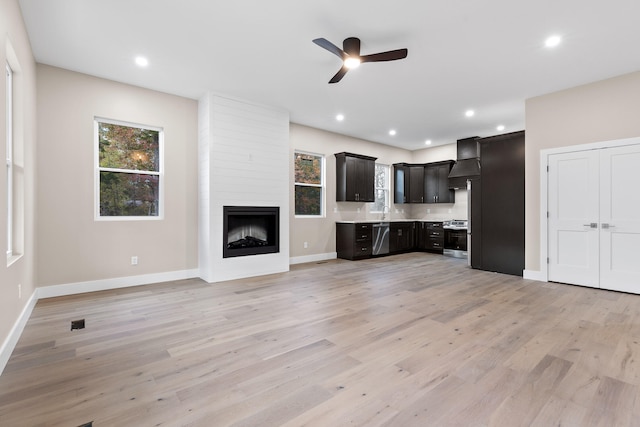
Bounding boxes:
[198,93,290,283]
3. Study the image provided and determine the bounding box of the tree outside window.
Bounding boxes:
[96,119,162,218]
[294,151,324,216]
[372,163,389,213]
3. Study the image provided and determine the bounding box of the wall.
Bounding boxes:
[0,0,37,371]
[289,124,467,261]
[525,71,640,273]
[36,65,199,287]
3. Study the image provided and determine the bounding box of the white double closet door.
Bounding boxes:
[548,143,640,293]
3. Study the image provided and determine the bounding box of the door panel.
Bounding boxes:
[599,145,640,292]
[548,151,599,287]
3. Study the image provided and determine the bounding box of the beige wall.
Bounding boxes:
[525,71,640,272]
[36,65,198,286]
[1,0,37,357]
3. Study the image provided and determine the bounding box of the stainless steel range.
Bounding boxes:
[443,219,468,259]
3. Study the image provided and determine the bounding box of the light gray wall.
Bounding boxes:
[525,71,640,273]
[0,0,38,368]
[35,65,199,286]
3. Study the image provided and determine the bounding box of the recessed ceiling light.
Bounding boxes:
[545,35,562,48]
[135,56,149,67]
[425,140,432,145]
[336,114,344,121]
[389,129,397,136]
[497,125,505,131]
[465,110,475,118]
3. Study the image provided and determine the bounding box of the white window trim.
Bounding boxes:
[94,117,164,221]
[294,150,325,218]
[6,63,13,258]
[371,163,390,213]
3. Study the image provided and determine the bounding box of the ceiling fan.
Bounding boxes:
[312,37,408,83]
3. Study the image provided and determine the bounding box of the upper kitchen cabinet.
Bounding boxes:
[335,152,377,202]
[393,163,410,204]
[409,165,426,203]
[425,161,455,204]
[394,163,425,203]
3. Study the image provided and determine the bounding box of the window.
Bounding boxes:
[95,118,163,219]
[371,163,390,213]
[6,63,13,257]
[294,151,324,216]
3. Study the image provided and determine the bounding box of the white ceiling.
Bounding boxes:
[18,0,640,150]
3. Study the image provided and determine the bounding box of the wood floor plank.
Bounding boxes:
[2,253,640,426]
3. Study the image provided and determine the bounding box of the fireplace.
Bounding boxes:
[223,206,279,258]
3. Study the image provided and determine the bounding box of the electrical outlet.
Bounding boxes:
[427,209,431,214]
[18,284,21,299]
[304,242,308,249]
[131,256,138,265]
[357,208,360,213]
[333,207,338,213]
[448,209,452,213]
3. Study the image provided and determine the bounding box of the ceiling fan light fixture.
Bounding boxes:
[344,57,361,69]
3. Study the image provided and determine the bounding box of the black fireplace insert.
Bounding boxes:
[223,206,279,258]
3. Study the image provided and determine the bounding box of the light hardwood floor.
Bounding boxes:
[1,253,640,426]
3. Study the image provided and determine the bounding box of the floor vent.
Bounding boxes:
[71,319,86,331]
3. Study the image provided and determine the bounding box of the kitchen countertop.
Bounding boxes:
[336,219,448,224]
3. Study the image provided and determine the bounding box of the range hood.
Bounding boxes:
[448,136,480,189]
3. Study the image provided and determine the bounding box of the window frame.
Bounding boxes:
[371,163,390,213]
[6,63,13,257]
[294,150,325,218]
[94,117,164,221]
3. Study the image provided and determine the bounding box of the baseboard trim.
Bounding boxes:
[36,269,200,299]
[289,252,337,265]
[523,269,547,282]
[0,291,38,376]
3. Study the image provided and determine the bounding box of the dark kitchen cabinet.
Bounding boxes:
[409,165,425,203]
[417,221,444,253]
[472,130,525,276]
[336,222,372,260]
[424,161,455,204]
[389,222,415,253]
[394,163,426,204]
[393,163,410,204]
[335,152,377,202]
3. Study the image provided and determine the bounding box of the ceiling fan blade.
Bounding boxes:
[361,48,408,63]
[312,38,346,60]
[329,66,349,84]
[342,37,361,56]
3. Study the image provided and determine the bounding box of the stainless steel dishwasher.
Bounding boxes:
[372,222,390,255]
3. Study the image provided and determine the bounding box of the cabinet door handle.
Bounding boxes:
[583,223,598,228]
[602,223,615,229]
[361,247,368,251]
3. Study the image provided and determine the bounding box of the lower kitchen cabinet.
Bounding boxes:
[390,222,415,253]
[417,221,444,253]
[336,223,372,260]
